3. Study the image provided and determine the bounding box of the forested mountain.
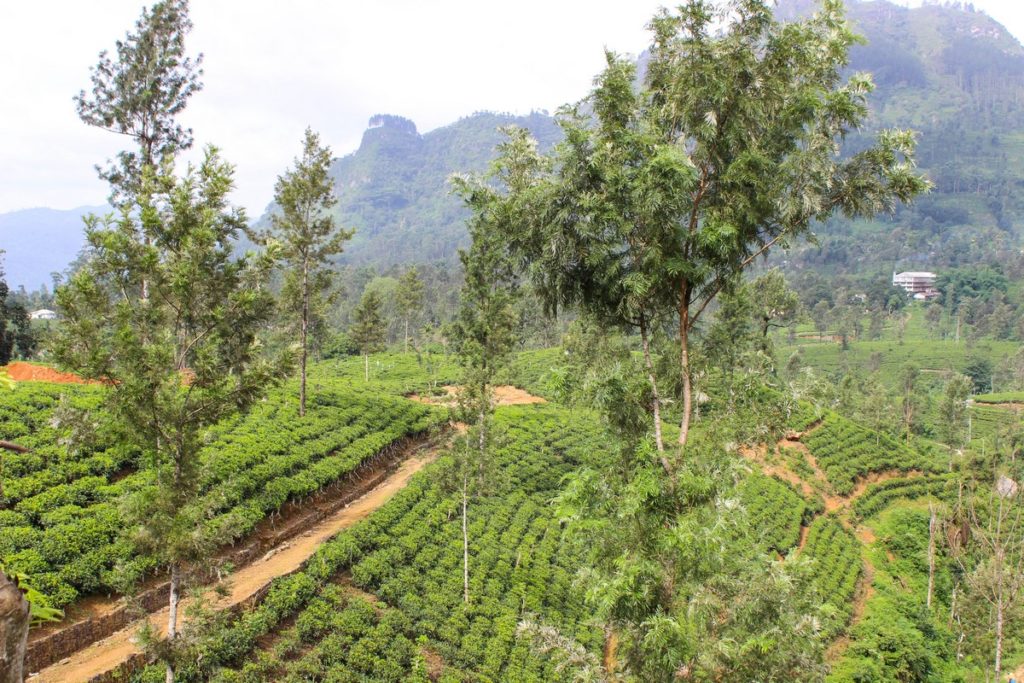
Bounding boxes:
[778,0,1024,276]
[7,1,1023,282]
[276,112,562,266]
[289,0,1023,274]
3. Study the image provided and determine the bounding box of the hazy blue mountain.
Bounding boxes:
[0,206,104,291]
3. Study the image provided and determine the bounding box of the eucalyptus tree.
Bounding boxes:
[491,0,928,452]
[951,481,1024,680]
[448,170,519,603]
[54,151,281,683]
[74,0,202,206]
[750,269,800,353]
[395,266,425,354]
[268,128,353,416]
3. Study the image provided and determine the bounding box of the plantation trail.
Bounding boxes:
[31,435,448,683]
[743,427,927,522]
[826,558,876,662]
[409,384,547,407]
[978,401,1024,410]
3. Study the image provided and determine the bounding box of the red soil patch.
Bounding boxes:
[409,385,546,407]
[856,526,877,545]
[4,362,89,384]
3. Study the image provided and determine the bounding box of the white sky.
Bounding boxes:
[0,0,1021,218]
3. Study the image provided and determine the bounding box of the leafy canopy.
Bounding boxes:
[486,0,929,446]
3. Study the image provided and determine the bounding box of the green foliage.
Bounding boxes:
[0,274,36,363]
[0,564,63,626]
[266,127,354,413]
[487,0,927,447]
[829,507,958,683]
[349,290,387,357]
[802,413,941,494]
[0,370,444,608]
[973,392,1024,404]
[53,148,283,599]
[852,474,956,521]
[137,403,607,682]
[936,266,1009,309]
[395,266,425,352]
[802,516,862,637]
[938,374,972,448]
[737,472,807,554]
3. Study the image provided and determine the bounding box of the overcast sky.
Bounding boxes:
[1,0,1021,218]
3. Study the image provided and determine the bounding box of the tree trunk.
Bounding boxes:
[299,264,309,417]
[678,297,693,447]
[0,570,29,683]
[927,503,937,610]
[462,471,470,605]
[364,353,369,382]
[165,562,180,683]
[995,597,1003,679]
[639,318,667,460]
[404,317,409,354]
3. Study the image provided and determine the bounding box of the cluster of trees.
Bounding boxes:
[0,269,35,365]
[448,0,934,680]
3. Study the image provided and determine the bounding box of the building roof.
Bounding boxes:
[894,271,936,278]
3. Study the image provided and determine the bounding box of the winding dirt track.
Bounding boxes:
[743,423,925,664]
[31,445,441,683]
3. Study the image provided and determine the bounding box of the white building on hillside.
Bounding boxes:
[29,309,58,321]
[892,271,938,299]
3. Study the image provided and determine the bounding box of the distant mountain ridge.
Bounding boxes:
[0,206,103,291]
[6,0,1023,285]
[302,0,1024,270]
[304,111,560,266]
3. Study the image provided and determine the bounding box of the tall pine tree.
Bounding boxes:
[59,3,281,681]
[268,128,352,416]
[349,290,386,382]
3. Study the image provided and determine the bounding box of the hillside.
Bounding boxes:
[253,0,1024,273]
[778,0,1024,276]
[266,111,562,267]
[8,351,991,682]
[7,2,1023,283]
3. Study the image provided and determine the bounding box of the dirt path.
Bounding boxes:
[409,384,546,407]
[744,436,926,521]
[795,524,810,554]
[31,443,442,683]
[827,543,877,662]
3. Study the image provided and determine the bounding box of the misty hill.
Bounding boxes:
[308,111,561,266]
[260,0,1023,272]
[777,0,1024,275]
[0,206,102,291]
